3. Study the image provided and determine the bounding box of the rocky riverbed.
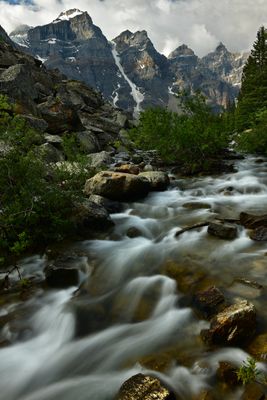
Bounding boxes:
[1,156,267,400]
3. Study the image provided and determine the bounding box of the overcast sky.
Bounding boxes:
[0,0,267,56]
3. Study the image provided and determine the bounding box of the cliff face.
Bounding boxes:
[9,9,248,113]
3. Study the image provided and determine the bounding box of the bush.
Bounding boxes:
[0,95,88,258]
[130,93,230,173]
[236,108,267,154]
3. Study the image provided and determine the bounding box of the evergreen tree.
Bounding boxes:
[236,26,267,130]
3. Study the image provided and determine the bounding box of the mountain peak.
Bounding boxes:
[215,42,228,53]
[53,9,88,23]
[168,44,195,59]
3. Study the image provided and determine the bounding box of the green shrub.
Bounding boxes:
[0,95,88,257]
[130,93,230,173]
[236,108,267,154]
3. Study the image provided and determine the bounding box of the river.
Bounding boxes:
[0,156,267,400]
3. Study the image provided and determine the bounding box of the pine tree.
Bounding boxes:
[236,26,267,130]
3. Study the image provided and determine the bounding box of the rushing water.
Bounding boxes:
[1,156,267,400]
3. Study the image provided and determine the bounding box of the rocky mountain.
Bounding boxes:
[9,9,248,114]
[0,23,128,159]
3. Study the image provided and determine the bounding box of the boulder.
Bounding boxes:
[201,300,256,346]
[84,171,150,201]
[207,221,238,240]
[45,266,79,288]
[21,115,48,132]
[75,131,100,154]
[193,286,226,319]
[250,227,267,241]
[114,164,140,175]
[139,171,170,191]
[87,151,112,169]
[44,133,63,148]
[116,373,175,400]
[88,194,123,213]
[71,200,114,234]
[37,143,64,163]
[240,212,267,229]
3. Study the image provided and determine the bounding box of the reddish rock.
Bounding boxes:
[216,361,239,386]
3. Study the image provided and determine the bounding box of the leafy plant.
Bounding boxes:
[237,357,264,385]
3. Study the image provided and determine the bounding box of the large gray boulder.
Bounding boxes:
[84,171,150,201]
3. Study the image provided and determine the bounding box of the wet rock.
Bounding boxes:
[182,202,212,210]
[207,221,238,240]
[114,164,140,175]
[84,171,150,201]
[116,373,175,400]
[71,199,114,234]
[241,383,266,400]
[139,171,170,191]
[87,151,112,169]
[216,361,239,386]
[201,300,256,346]
[89,194,123,213]
[193,286,226,319]
[45,266,79,288]
[126,227,143,238]
[248,333,267,361]
[240,212,267,230]
[250,227,267,241]
[194,390,217,400]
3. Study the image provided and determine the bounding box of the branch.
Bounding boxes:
[175,222,209,237]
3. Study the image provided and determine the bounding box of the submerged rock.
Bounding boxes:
[248,333,267,361]
[207,221,238,240]
[84,171,150,201]
[138,171,170,191]
[201,300,256,346]
[182,202,212,210]
[241,383,267,400]
[193,286,226,319]
[116,373,175,400]
[126,226,143,238]
[216,361,239,386]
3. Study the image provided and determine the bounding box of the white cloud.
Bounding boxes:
[0,0,267,56]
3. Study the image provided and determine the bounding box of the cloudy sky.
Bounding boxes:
[0,0,267,56]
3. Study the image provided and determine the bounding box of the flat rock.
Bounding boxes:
[201,300,256,346]
[84,171,150,201]
[183,202,212,210]
[116,373,175,400]
[208,221,238,240]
